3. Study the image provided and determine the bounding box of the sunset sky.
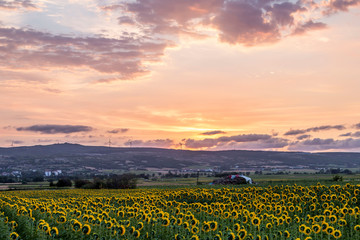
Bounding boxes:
[1,0,360,151]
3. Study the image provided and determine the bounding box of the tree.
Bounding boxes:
[74,179,91,188]
[56,178,72,187]
[105,174,137,189]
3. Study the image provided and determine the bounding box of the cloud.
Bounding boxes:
[0,26,170,80]
[107,128,129,134]
[0,0,38,10]
[289,137,360,151]
[284,124,346,135]
[293,20,327,36]
[185,133,272,149]
[297,134,311,140]
[113,0,336,46]
[229,137,289,150]
[354,123,360,129]
[284,129,307,136]
[339,131,360,138]
[310,125,346,132]
[201,130,226,135]
[124,138,174,148]
[324,0,360,14]
[16,124,93,134]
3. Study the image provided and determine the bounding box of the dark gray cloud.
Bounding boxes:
[289,137,360,151]
[107,128,129,134]
[354,123,360,129]
[201,130,226,136]
[0,0,37,10]
[0,26,170,80]
[124,138,174,148]
[284,125,346,136]
[16,124,93,134]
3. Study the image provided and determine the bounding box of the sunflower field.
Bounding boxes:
[0,183,359,240]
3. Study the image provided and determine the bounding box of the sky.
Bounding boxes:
[1,0,360,152]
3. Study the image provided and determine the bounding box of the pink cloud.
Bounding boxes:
[101,0,360,46]
[0,27,170,79]
[324,0,360,14]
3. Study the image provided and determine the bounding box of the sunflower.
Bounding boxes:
[210,221,218,231]
[50,227,59,237]
[118,225,126,236]
[312,224,321,234]
[227,232,236,240]
[329,215,337,223]
[9,232,19,240]
[321,222,329,232]
[326,226,334,235]
[137,222,144,230]
[299,224,306,233]
[304,227,312,235]
[162,218,170,227]
[283,230,290,238]
[338,219,347,226]
[332,229,341,239]
[81,224,91,235]
[354,225,360,231]
[72,220,82,232]
[133,230,140,238]
[251,217,261,226]
[238,229,247,239]
[192,226,199,234]
[190,235,199,240]
[234,223,241,232]
[214,234,222,240]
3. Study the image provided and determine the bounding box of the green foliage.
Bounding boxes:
[333,175,343,182]
[55,178,72,187]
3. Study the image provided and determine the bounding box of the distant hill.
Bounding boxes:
[0,143,359,173]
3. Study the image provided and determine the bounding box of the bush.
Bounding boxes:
[74,179,91,188]
[333,175,343,182]
[56,178,72,187]
[105,174,137,189]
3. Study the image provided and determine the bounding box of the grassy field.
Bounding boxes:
[0,173,359,191]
